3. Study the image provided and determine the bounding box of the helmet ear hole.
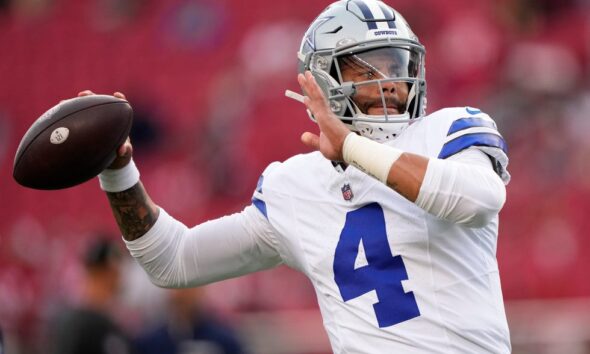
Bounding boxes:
[311,70,347,115]
[310,70,333,97]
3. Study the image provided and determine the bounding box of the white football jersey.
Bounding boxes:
[251,107,511,353]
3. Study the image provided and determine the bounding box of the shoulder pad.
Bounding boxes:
[437,107,510,184]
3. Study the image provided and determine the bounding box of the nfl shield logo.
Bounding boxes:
[341,184,354,201]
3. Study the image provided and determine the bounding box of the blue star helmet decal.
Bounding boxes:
[302,16,334,53]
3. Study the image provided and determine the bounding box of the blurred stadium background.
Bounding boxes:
[1,0,589,353]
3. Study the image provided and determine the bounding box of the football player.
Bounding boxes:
[85,0,511,352]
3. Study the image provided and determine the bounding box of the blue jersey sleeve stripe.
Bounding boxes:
[438,133,508,159]
[447,117,497,136]
[252,197,268,219]
[255,175,264,194]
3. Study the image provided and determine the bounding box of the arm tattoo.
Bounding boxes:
[106,182,159,241]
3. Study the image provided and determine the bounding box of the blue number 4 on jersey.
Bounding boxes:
[333,203,421,328]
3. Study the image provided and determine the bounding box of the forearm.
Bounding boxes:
[386,152,428,202]
[99,160,281,287]
[99,160,160,241]
[343,133,505,226]
[343,132,427,201]
[106,181,160,241]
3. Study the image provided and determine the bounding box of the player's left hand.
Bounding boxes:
[298,71,351,161]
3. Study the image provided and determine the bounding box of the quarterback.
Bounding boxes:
[86,0,511,353]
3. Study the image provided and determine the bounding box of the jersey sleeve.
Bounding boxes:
[251,161,282,219]
[124,205,283,288]
[417,148,506,227]
[437,108,510,185]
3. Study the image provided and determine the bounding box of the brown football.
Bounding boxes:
[13,95,133,190]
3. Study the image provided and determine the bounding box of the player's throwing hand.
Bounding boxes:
[298,71,351,162]
[77,90,133,170]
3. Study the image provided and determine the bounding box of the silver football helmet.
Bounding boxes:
[287,0,426,141]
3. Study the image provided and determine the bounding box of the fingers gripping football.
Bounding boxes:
[298,71,350,162]
[78,90,133,170]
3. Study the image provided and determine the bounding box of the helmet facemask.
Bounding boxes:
[313,40,426,141]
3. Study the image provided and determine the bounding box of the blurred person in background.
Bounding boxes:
[49,238,133,354]
[134,287,245,354]
[81,0,511,352]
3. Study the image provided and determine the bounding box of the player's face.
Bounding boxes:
[339,47,413,116]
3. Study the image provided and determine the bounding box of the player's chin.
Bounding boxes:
[367,107,399,115]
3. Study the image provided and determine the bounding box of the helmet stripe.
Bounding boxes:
[351,0,378,29]
[353,0,397,30]
[365,1,388,30]
[377,2,397,29]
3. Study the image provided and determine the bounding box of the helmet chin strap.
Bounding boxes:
[285,89,306,104]
[352,114,410,142]
[285,90,319,126]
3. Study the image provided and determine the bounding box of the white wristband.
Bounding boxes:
[98,159,140,192]
[342,132,403,183]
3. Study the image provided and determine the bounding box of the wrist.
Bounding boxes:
[98,159,140,192]
[342,132,403,183]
